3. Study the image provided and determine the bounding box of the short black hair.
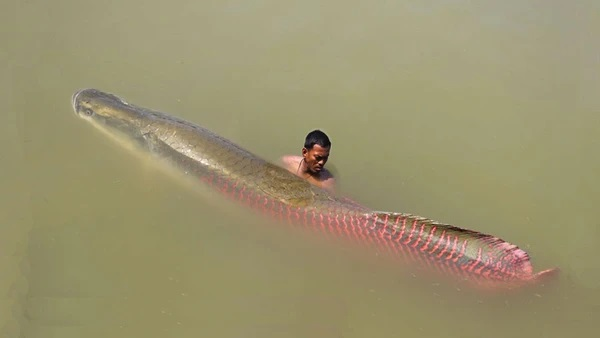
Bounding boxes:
[304,129,331,149]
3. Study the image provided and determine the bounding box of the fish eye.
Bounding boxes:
[82,108,94,116]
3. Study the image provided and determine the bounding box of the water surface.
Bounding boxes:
[4,0,599,337]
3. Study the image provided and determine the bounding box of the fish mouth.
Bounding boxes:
[72,89,82,108]
[71,88,87,112]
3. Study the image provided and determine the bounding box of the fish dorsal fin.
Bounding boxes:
[368,210,532,272]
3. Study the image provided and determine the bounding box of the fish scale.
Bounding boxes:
[71,88,559,291]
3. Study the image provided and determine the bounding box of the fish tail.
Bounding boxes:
[365,211,558,287]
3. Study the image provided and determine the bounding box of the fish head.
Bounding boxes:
[71,88,150,151]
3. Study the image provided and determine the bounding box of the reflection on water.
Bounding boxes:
[4,0,599,337]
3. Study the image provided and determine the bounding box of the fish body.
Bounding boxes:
[71,88,558,290]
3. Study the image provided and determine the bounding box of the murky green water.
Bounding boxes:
[3,0,599,337]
